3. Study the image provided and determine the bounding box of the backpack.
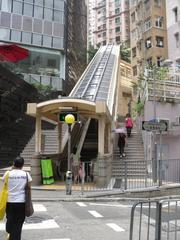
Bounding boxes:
[126,118,133,128]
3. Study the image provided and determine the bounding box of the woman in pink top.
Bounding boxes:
[125,113,133,137]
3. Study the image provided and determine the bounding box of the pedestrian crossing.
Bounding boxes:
[0,202,127,239]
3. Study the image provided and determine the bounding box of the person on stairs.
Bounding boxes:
[118,132,127,158]
[125,113,133,137]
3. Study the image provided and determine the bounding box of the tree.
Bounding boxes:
[120,44,131,63]
[87,44,98,63]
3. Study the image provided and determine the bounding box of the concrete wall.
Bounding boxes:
[166,0,180,62]
[144,101,180,160]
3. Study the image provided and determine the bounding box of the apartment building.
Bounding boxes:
[93,0,130,47]
[166,0,180,68]
[130,0,168,77]
[87,0,96,46]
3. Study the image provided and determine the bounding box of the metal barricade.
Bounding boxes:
[129,198,180,240]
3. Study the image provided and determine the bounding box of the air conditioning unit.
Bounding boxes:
[176,116,180,125]
[157,118,170,130]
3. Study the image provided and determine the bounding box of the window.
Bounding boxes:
[144,19,151,31]
[154,0,161,7]
[116,36,120,43]
[1,0,12,12]
[43,35,52,47]
[173,7,178,23]
[32,33,42,45]
[11,30,21,42]
[44,0,53,8]
[145,37,152,49]
[131,12,135,23]
[34,6,43,19]
[115,26,120,33]
[157,57,162,67]
[175,33,179,48]
[132,66,137,76]
[115,17,120,24]
[44,8,53,21]
[22,32,31,44]
[147,57,152,66]
[156,36,164,47]
[155,17,163,28]
[12,0,23,14]
[132,47,136,58]
[102,32,106,37]
[115,8,120,14]
[0,28,10,40]
[53,37,63,49]
[24,3,33,17]
[34,0,43,5]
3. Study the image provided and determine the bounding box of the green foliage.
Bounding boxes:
[147,64,169,80]
[87,44,98,63]
[120,44,131,63]
[32,83,55,96]
[134,101,144,116]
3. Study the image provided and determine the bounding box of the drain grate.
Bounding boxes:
[25,214,52,224]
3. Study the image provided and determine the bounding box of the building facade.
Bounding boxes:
[87,0,96,47]
[130,0,168,77]
[0,0,87,95]
[166,0,180,68]
[93,0,130,47]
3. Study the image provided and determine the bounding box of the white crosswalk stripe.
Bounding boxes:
[88,210,103,218]
[0,204,59,231]
[33,203,47,212]
[106,223,125,232]
[76,202,87,207]
[0,219,59,231]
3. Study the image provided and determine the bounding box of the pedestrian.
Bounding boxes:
[125,113,133,137]
[118,132,126,158]
[2,156,32,240]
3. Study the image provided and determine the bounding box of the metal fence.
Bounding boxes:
[119,159,180,190]
[70,159,180,192]
[129,198,180,240]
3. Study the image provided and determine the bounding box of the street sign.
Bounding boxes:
[142,121,167,131]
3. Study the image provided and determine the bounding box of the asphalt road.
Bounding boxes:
[1,200,180,240]
[0,200,134,240]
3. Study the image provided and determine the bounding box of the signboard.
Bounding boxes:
[142,121,167,131]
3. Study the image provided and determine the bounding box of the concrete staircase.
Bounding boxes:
[112,126,147,183]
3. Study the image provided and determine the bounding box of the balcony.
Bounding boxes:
[142,75,180,103]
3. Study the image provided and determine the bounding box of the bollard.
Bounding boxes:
[66,170,72,195]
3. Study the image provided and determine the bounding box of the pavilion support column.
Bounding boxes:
[35,113,42,154]
[98,116,105,156]
[94,116,107,187]
[58,122,62,153]
[107,122,112,154]
[31,113,42,186]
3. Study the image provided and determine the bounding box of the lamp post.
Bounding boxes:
[65,114,75,195]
